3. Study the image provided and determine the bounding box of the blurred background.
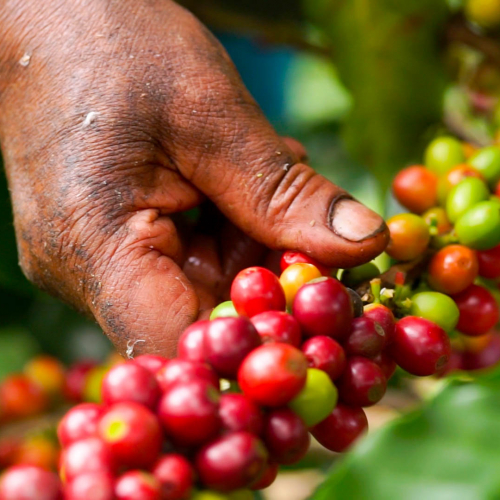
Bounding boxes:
[2,0,500,498]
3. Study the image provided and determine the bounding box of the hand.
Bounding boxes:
[0,0,388,357]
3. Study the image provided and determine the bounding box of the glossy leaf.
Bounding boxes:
[313,376,500,500]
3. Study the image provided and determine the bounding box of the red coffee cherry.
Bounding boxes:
[238,344,307,407]
[231,267,286,317]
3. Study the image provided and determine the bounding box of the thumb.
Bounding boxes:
[177,126,388,269]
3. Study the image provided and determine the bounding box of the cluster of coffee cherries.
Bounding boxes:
[0,244,472,499]
[0,354,124,475]
[390,136,500,371]
[0,352,125,427]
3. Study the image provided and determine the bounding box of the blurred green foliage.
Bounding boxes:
[305,0,449,189]
[186,0,450,189]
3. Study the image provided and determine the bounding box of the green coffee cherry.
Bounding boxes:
[410,291,459,333]
[424,136,465,176]
[455,200,500,250]
[445,177,489,223]
[469,146,500,187]
[210,301,238,320]
[288,368,337,427]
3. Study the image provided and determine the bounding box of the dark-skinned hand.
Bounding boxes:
[0,0,388,357]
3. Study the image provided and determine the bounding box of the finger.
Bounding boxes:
[88,209,199,358]
[179,143,388,269]
[161,23,389,269]
[183,220,266,300]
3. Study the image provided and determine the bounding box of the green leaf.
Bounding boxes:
[312,376,500,500]
[305,0,450,190]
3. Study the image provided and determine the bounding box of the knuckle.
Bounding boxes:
[264,163,319,221]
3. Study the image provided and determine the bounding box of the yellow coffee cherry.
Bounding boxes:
[465,0,500,29]
[279,263,322,309]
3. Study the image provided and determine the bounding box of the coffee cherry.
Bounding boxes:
[156,359,219,392]
[424,136,465,175]
[288,368,338,427]
[344,317,386,358]
[250,311,301,347]
[13,435,59,471]
[280,250,331,277]
[0,465,61,500]
[386,214,430,261]
[428,245,479,295]
[279,263,322,308]
[115,471,161,500]
[392,165,438,214]
[65,472,114,500]
[101,362,160,410]
[158,379,220,447]
[98,402,162,469]
[61,437,115,481]
[445,177,489,223]
[363,304,396,344]
[461,331,496,353]
[466,0,500,28]
[177,320,210,362]
[24,355,66,398]
[469,146,500,186]
[372,351,397,380]
[250,461,279,490]
[133,355,169,374]
[337,357,387,407]
[436,349,463,377]
[263,409,310,465]
[204,317,261,379]
[301,336,346,381]
[58,403,105,448]
[0,438,20,469]
[63,361,96,402]
[454,284,499,336]
[219,394,263,435]
[438,164,483,205]
[422,207,452,235]
[311,404,368,453]
[84,366,109,404]
[389,317,451,376]
[210,301,238,320]
[238,344,307,407]
[195,432,268,492]
[461,333,500,370]
[292,277,353,340]
[410,291,460,333]
[0,375,48,420]
[463,142,478,158]
[230,267,286,317]
[477,244,500,278]
[152,454,194,500]
[455,200,500,250]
